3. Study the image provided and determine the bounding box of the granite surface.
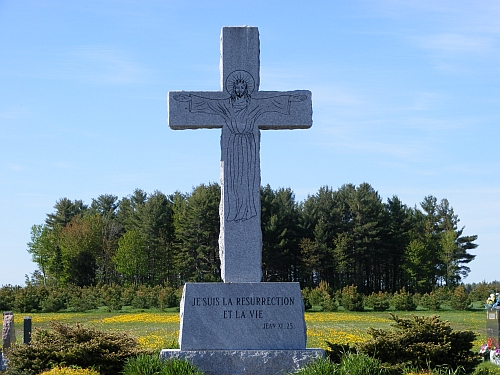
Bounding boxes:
[178,282,306,350]
[160,349,325,375]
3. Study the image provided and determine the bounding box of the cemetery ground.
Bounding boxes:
[7,308,487,352]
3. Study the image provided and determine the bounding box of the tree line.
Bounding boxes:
[27,182,478,294]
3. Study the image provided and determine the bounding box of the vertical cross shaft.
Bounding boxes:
[168,26,312,283]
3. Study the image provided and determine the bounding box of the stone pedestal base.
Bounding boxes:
[160,349,324,375]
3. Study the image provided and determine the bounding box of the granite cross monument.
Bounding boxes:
[162,26,322,375]
[168,26,312,283]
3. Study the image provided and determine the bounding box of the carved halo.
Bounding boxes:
[225,70,255,95]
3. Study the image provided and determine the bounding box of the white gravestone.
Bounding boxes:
[162,26,322,375]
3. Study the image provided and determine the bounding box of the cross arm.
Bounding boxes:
[168,91,228,130]
[253,90,312,130]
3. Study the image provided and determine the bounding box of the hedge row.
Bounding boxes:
[0,281,489,313]
[0,284,181,313]
[302,283,477,312]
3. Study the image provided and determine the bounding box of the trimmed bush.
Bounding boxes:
[356,313,481,374]
[122,354,203,375]
[364,292,390,311]
[306,282,338,312]
[340,285,364,311]
[6,322,145,375]
[392,287,416,311]
[450,285,470,311]
[420,292,441,310]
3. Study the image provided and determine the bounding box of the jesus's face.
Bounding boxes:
[234,81,247,98]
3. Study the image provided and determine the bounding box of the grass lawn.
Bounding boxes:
[8,308,488,352]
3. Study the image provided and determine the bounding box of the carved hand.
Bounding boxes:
[174,93,192,102]
[290,94,307,102]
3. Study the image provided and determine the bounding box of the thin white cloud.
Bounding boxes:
[5,163,25,171]
[59,46,148,85]
[0,107,30,119]
[416,33,493,54]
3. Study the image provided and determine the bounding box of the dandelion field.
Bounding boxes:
[9,309,487,352]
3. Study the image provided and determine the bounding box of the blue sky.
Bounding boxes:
[1,1,499,286]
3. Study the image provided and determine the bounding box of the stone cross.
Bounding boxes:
[168,26,312,283]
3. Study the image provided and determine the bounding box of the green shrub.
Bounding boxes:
[13,284,47,313]
[307,282,338,312]
[340,285,364,311]
[123,354,203,375]
[6,322,145,375]
[289,357,338,375]
[392,287,416,311]
[157,284,180,309]
[67,286,99,312]
[338,352,389,375]
[356,313,481,374]
[433,287,452,307]
[420,292,441,310]
[0,285,19,311]
[301,288,313,311]
[100,284,124,311]
[41,286,71,312]
[293,353,389,375]
[468,283,491,304]
[472,361,500,375]
[364,292,390,311]
[325,342,352,363]
[39,367,101,375]
[132,285,159,309]
[450,285,470,311]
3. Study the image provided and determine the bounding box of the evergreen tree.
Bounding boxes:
[261,185,301,282]
[174,183,220,283]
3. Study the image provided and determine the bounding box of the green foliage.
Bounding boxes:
[261,185,301,282]
[13,284,47,313]
[341,285,364,311]
[0,285,20,311]
[325,342,352,363]
[301,288,313,311]
[450,285,470,311]
[468,282,491,304]
[365,292,391,311]
[25,185,479,294]
[39,367,101,375]
[6,322,145,375]
[290,357,338,375]
[420,292,441,310]
[122,354,203,375]
[292,354,389,375]
[305,281,338,312]
[338,352,389,375]
[472,361,500,375]
[114,230,147,286]
[173,184,220,284]
[392,287,417,311]
[356,313,481,374]
[67,286,99,312]
[0,283,182,313]
[99,284,124,311]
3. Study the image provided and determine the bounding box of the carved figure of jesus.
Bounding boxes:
[174,70,306,222]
